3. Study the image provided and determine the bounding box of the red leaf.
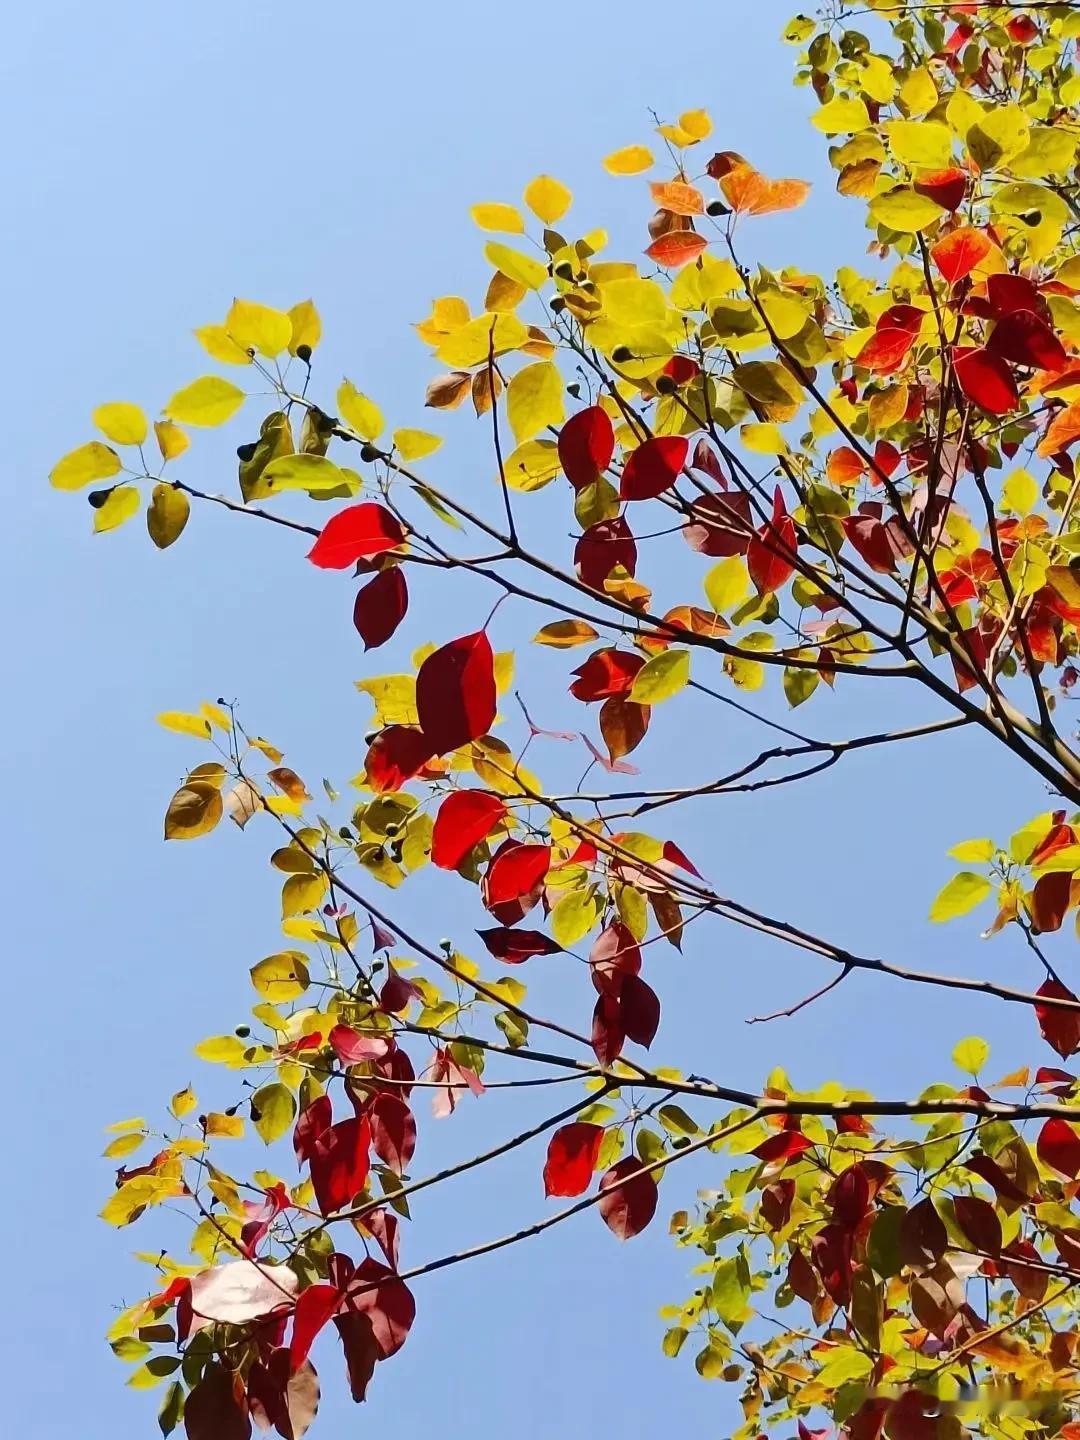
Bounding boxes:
[543,1123,604,1197]
[184,1363,251,1440]
[1035,978,1080,1058]
[953,346,1019,414]
[570,648,644,701]
[811,1222,853,1305]
[663,839,703,877]
[963,1152,1032,1206]
[900,1197,948,1268]
[575,516,637,589]
[1038,1117,1080,1177]
[914,168,967,213]
[366,1094,416,1175]
[599,695,650,761]
[747,486,797,594]
[485,842,551,905]
[591,992,626,1065]
[1032,872,1072,933]
[598,1157,658,1239]
[855,328,917,375]
[334,1312,379,1403]
[340,1257,415,1358]
[416,630,496,755]
[988,310,1067,372]
[363,726,434,793]
[931,226,991,285]
[953,1195,1002,1256]
[247,1350,319,1440]
[644,230,707,268]
[309,1117,371,1215]
[620,436,689,501]
[329,1025,390,1064]
[558,406,614,489]
[307,504,404,570]
[290,1284,340,1372]
[476,926,561,962]
[431,790,506,870]
[293,1095,332,1164]
[753,1130,813,1165]
[619,973,660,1047]
[987,273,1043,316]
[352,568,408,650]
[589,922,641,995]
[379,969,420,1014]
[682,492,753,555]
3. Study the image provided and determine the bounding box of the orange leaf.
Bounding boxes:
[644,230,707,268]
[931,226,991,285]
[1039,399,1080,457]
[721,163,810,216]
[649,181,704,217]
[827,447,866,486]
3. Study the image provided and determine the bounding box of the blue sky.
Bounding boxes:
[3,2,1060,1436]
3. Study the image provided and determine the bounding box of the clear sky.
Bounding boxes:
[2,2,1056,1436]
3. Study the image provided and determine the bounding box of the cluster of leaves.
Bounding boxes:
[47,2,1080,1437]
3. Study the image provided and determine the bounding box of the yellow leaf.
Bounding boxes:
[630,648,690,703]
[225,298,293,357]
[194,1035,247,1064]
[171,1086,197,1118]
[154,420,189,461]
[884,120,953,169]
[524,174,572,224]
[250,951,310,1002]
[868,188,944,234]
[393,428,442,462]
[952,1036,990,1076]
[503,439,561,491]
[604,144,654,175]
[50,441,121,491]
[470,202,525,234]
[104,1131,146,1159]
[164,376,245,428]
[900,66,938,117]
[105,1116,146,1133]
[948,838,996,863]
[93,402,148,446]
[164,781,222,840]
[929,872,992,922]
[533,620,599,649]
[194,324,251,365]
[704,556,750,612]
[812,97,872,135]
[205,1112,245,1138]
[158,711,212,739]
[337,380,384,441]
[435,313,529,368]
[679,108,712,140]
[261,452,353,495]
[281,872,328,918]
[287,299,322,355]
[93,485,140,533]
[147,483,190,549]
[740,422,788,456]
[506,360,565,444]
[484,242,548,292]
[1002,469,1038,517]
[551,889,603,948]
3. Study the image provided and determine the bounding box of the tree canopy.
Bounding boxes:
[48,3,1080,1437]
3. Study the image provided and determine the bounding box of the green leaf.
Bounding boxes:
[158,1381,185,1437]
[952,1035,990,1076]
[929,871,992,922]
[550,889,602,948]
[262,453,354,495]
[252,1082,296,1144]
[629,648,690,704]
